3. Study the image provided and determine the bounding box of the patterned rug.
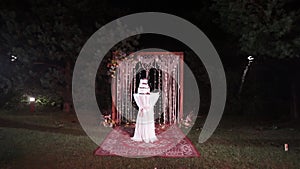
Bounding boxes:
[94,125,200,158]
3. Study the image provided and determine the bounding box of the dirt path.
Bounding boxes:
[0,118,85,136]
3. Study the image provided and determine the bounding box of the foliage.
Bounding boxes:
[2,89,63,111]
[0,0,87,105]
[211,0,300,59]
[0,0,139,108]
[101,114,116,127]
[106,50,137,78]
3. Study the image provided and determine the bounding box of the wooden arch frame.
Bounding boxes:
[111,52,184,125]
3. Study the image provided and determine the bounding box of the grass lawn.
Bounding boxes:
[0,110,300,169]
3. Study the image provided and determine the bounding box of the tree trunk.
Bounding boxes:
[63,60,73,113]
[290,80,299,120]
[288,58,300,120]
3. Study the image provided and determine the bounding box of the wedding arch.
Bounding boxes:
[111,52,184,125]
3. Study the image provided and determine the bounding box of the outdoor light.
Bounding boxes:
[29,97,35,112]
[247,55,254,62]
[29,97,35,102]
[10,55,17,62]
[239,55,255,95]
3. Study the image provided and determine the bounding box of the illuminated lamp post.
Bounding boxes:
[238,56,254,95]
[29,97,35,112]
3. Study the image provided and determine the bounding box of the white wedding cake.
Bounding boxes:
[138,79,150,94]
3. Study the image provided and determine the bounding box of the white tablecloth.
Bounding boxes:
[131,93,159,143]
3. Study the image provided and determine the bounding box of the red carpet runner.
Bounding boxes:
[94,125,200,158]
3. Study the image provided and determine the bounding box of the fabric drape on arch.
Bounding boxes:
[111,52,184,125]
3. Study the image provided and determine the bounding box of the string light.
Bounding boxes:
[113,53,181,127]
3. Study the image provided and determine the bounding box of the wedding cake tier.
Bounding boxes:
[138,79,150,94]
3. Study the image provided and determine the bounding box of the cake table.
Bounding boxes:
[131,92,159,143]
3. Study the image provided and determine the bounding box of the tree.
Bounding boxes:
[0,0,140,112]
[211,0,300,118]
[0,0,90,112]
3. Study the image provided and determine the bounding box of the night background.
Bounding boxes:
[0,0,300,168]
